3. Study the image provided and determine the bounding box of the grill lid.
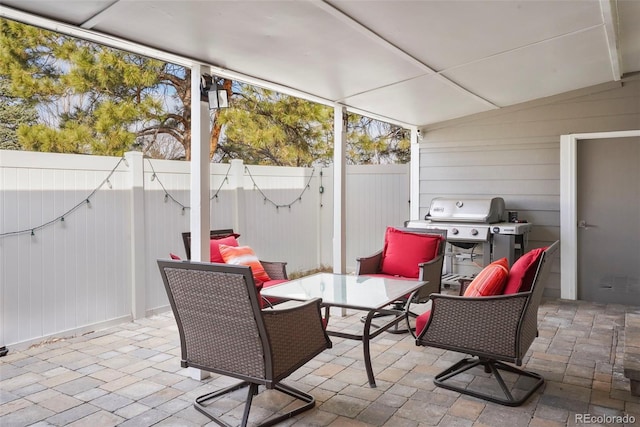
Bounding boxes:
[425,197,505,223]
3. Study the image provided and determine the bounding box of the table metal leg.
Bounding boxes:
[326,307,408,388]
[362,311,377,388]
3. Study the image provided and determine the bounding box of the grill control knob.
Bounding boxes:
[492,227,500,234]
[471,229,478,236]
[451,228,459,235]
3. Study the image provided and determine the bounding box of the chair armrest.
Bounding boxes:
[260,260,288,280]
[416,254,445,298]
[262,298,332,379]
[417,293,529,360]
[356,250,383,275]
[458,278,473,295]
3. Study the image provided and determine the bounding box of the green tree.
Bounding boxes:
[1,18,409,164]
[346,115,411,164]
[0,75,37,150]
[215,86,410,166]
[215,84,333,166]
[0,18,187,157]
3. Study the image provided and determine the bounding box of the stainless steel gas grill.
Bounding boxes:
[406,197,532,281]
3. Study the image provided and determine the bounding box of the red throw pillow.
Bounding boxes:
[464,258,509,297]
[380,227,442,278]
[210,235,239,263]
[169,253,181,260]
[503,247,546,294]
[218,245,271,283]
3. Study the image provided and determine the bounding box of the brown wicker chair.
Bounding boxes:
[414,241,560,406]
[181,229,288,280]
[356,227,447,333]
[158,260,331,426]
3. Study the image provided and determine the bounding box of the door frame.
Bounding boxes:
[560,130,640,299]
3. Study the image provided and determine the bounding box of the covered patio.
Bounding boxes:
[2,1,640,425]
[2,295,638,427]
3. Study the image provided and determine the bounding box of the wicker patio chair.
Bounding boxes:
[158,260,331,426]
[181,229,288,280]
[356,227,447,333]
[414,241,560,406]
[181,229,236,260]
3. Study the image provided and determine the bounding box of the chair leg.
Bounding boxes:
[433,357,544,407]
[194,380,316,427]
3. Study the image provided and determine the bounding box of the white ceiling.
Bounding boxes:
[1,0,639,128]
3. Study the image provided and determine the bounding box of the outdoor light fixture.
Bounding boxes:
[200,74,228,110]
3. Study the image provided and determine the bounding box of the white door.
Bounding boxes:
[577,137,640,304]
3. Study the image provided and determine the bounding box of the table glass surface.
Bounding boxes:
[260,273,425,311]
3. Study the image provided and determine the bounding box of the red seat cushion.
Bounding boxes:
[361,273,414,281]
[209,235,239,263]
[463,258,509,297]
[380,227,442,278]
[503,247,546,294]
[415,309,431,336]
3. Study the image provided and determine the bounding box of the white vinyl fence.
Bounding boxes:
[0,150,409,346]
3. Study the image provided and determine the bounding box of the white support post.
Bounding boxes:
[126,151,146,320]
[410,127,421,221]
[188,63,211,380]
[333,105,347,274]
[189,64,211,264]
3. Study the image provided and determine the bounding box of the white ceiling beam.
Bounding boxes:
[314,0,435,75]
[315,0,499,109]
[600,0,622,81]
[0,5,193,67]
[80,0,121,29]
[341,105,412,129]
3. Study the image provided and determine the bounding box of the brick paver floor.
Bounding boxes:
[1,297,640,426]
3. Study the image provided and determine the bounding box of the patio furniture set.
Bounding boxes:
[160,227,559,426]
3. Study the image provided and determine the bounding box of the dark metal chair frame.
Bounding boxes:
[181,229,288,280]
[158,260,331,426]
[356,227,447,333]
[413,241,560,406]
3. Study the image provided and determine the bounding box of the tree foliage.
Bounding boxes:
[0,18,410,165]
[346,116,411,164]
[0,75,38,150]
[0,18,186,157]
[215,85,333,166]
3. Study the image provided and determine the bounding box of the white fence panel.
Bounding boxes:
[319,164,411,271]
[142,159,237,312]
[143,158,190,313]
[1,150,409,346]
[1,151,131,346]
[239,164,320,273]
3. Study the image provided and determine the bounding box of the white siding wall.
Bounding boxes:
[1,152,408,345]
[418,78,640,297]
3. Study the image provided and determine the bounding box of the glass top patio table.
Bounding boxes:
[261,272,427,388]
[260,272,425,311]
